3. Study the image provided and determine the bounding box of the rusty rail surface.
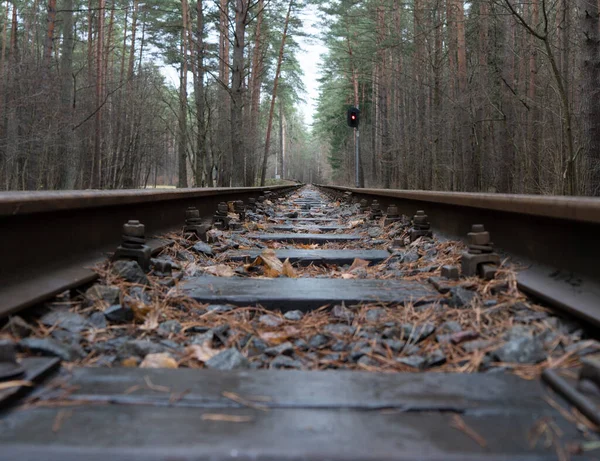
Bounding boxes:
[0,185,300,317]
[317,185,600,327]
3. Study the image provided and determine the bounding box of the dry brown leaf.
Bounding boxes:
[349,219,364,228]
[129,300,152,321]
[348,258,370,272]
[252,249,283,276]
[187,343,220,362]
[202,264,235,277]
[139,308,160,331]
[140,353,178,369]
[121,357,139,367]
[259,331,291,344]
[341,273,356,279]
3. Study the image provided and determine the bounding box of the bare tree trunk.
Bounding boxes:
[260,0,293,186]
[231,0,249,186]
[92,0,105,188]
[217,0,230,186]
[193,0,206,187]
[580,0,600,194]
[178,0,189,188]
[247,0,264,186]
[59,0,76,188]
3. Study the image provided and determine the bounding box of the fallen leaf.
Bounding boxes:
[349,219,364,228]
[251,249,283,277]
[341,273,356,279]
[139,308,160,331]
[259,331,291,344]
[187,343,220,362]
[121,357,139,367]
[282,258,296,278]
[140,353,178,369]
[202,264,235,277]
[348,258,370,272]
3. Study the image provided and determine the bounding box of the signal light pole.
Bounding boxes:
[347,106,360,188]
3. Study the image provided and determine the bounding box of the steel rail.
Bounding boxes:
[317,185,600,326]
[0,185,300,318]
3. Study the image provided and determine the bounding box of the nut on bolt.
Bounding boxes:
[409,210,433,241]
[113,219,152,271]
[460,224,500,279]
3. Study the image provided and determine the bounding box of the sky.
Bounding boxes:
[159,3,327,125]
[296,5,328,125]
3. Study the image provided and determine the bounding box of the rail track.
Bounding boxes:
[1,184,600,460]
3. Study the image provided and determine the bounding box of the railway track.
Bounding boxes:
[1,184,600,460]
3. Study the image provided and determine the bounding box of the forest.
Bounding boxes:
[0,0,598,195]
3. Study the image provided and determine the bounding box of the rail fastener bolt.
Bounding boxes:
[460,224,500,279]
[441,265,459,280]
[409,210,433,242]
[384,204,401,226]
[113,220,152,271]
[370,200,383,220]
[183,207,210,241]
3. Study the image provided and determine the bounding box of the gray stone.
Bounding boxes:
[51,329,82,346]
[401,249,420,264]
[323,353,342,362]
[158,320,182,335]
[248,337,268,354]
[192,241,214,256]
[428,277,452,294]
[211,324,231,345]
[284,310,304,321]
[88,312,107,329]
[448,287,476,308]
[396,355,426,369]
[258,314,283,328]
[357,355,379,367]
[93,337,128,353]
[401,323,435,343]
[484,300,498,307]
[382,326,401,339]
[426,349,446,368]
[515,311,549,323]
[293,339,309,350]
[160,340,183,351]
[19,337,82,362]
[104,304,134,323]
[403,344,421,355]
[205,348,249,370]
[462,339,496,353]
[503,325,533,341]
[324,323,356,337]
[206,304,233,313]
[85,285,121,305]
[331,304,355,323]
[5,316,34,337]
[368,227,383,238]
[382,339,405,352]
[331,340,349,352]
[265,341,294,356]
[118,340,165,358]
[270,355,303,369]
[129,286,153,304]
[564,340,600,357]
[308,334,329,349]
[365,308,386,322]
[492,337,546,364]
[436,334,453,345]
[350,346,372,362]
[439,321,462,334]
[40,311,88,333]
[111,260,150,285]
[190,331,214,346]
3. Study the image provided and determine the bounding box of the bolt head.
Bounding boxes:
[472,224,485,233]
[186,207,200,219]
[123,220,145,237]
[416,210,425,216]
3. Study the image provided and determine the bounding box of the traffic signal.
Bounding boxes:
[347,107,360,128]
